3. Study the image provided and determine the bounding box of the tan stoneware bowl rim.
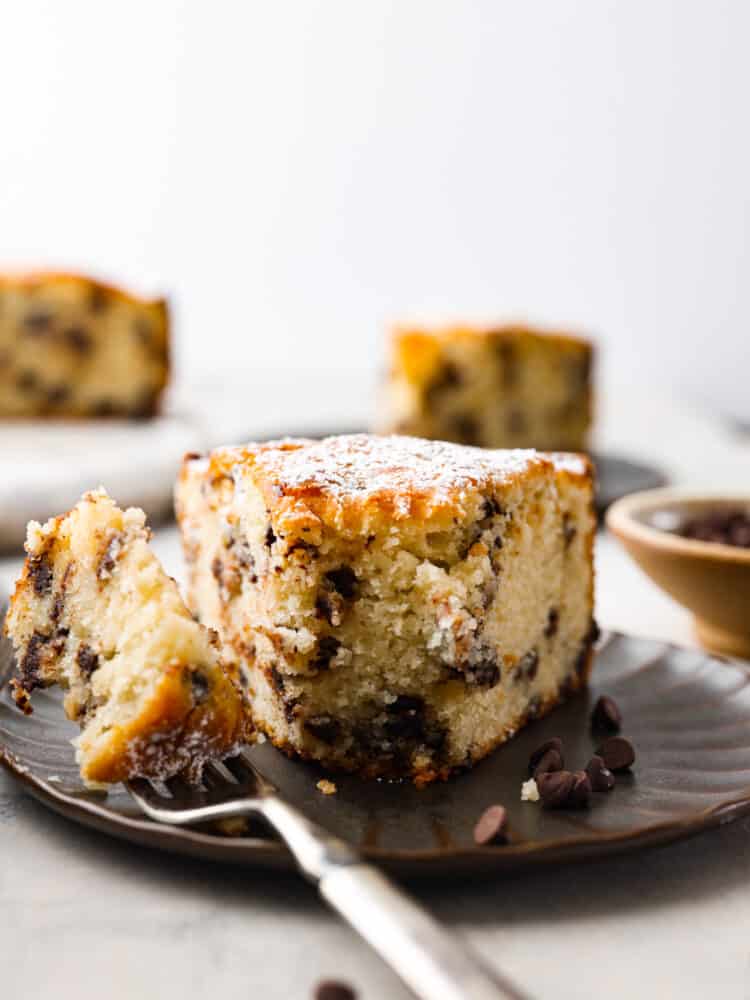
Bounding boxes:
[606,488,750,565]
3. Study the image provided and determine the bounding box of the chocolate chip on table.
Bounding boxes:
[528,737,564,776]
[473,804,508,846]
[537,770,575,808]
[591,694,622,733]
[586,754,615,792]
[596,736,635,772]
[533,747,563,780]
[314,981,357,1000]
[569,770,593,808]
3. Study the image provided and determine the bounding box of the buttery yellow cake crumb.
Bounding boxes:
[521,778,540,802]
[316,779,338,795]
[176,433,597,785]
[4,489,249,785]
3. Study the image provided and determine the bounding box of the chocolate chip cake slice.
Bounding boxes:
[0,272,169,418]
[176,434,596,785]
[4,490,248,786]
[379,324,593,451]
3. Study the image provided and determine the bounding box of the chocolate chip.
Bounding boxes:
[495,338,519,388]
[481,496,503,520]
[528,737,564,775]
[452,414,480,445]
[64,326,92,354]
[23,309,53,331]
[679,509,750,549]
[596,736,635,772]
[311,636,341,671]
[97,532,123,580]
[314,981,357,1000]
[10,680,33,716]
[270,666,285,693]
[389,694,424,714]
[46,384,70,406]
[569,770,592,808]
[92,399,116,417]
[383,696,425,740]
[19,631,50,692]
[325,567,357,600]
[265,525,276,548]
[190,671,210,704]
[16,370,39,393]
[425,362,462,405]
[211,556,223,582]
[591,694,622,733]
[562,513,577,548]
[76,644,99,679]
[304,715,341,744]
[544,607,559,639]
[533,747,563,780]
[519,649,539,681]
[537,770,575,808]
[28,552,53,597]
[588,618,601,644]
[455,656,500,688]
[473,804,508,846]
[586,754,615,792]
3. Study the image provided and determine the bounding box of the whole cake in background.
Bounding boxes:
[378,324,593,452]
[0,272,169,418]
[176,433,597,785]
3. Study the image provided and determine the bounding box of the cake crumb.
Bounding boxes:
[317,779,338,796]
[521,778,540,802]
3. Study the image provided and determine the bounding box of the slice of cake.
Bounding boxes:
[0,272,169,418]
[176,434,596,785]
[378,324,593,451]
[4,490,248,786]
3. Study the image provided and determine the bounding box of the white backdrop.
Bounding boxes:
[2,1,749,420]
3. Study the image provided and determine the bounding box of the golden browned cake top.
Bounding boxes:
[393,322,591,351]
[0,270,167,310]
[193,434,592,537]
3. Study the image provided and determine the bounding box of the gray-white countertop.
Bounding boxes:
[2,379,749,1000]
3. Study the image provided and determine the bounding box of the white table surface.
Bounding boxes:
[1,375,749,1000]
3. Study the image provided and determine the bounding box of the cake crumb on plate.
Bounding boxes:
[317,779,338,795]
[521,778,540,802]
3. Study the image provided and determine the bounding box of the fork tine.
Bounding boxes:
[126,777,170,808]
[201,759,237,790]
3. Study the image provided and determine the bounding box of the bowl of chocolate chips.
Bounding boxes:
[607,490,750,658]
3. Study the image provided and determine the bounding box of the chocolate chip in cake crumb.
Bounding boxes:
[304,714,341,744]
[46,384,71,407]
[596,736,635,772]
[265,525,277,549]
[591,694,622,733]
[19,631,50,691]
[92,399,116,417]
[563,513,577,548]
[10,679,33,716]
[269,666,285,694]
[28,552,53,597]
[586,754,615,792]
[89,285,109,313]
[451,414,480,446]
[22,309,54,332]
[544,607,559,638]
[311,636,341,671]
[495,338,519,388]
[506,409,527,434]
[519,649,539,681]
[453,656,500,688]
[190,671,210,704]
[76,643,100,679]
[314,980,356,1000]
[211,556,223,582]
[425,361,462,405]
[473,804,508,846]
[63,326,93,354]
[528,737,564,775]
[16,370,40,393]
[97,532,124,580]
[325,567,358,599]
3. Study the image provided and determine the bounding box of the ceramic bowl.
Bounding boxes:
[606,490,750,658]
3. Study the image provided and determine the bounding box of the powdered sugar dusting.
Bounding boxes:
[225,434,545,504]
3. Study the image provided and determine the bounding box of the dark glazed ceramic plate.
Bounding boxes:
[2,628,749,878]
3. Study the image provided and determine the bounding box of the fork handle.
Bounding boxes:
[260,796,529,1000]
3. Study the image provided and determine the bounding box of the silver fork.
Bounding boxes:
[127,750,529,1000]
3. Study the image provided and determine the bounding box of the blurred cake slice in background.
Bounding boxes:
[0,272,169,418]
[4,489,249,786]
[378,324,593,451]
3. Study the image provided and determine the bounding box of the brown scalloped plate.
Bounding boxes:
[2,626,750,877]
